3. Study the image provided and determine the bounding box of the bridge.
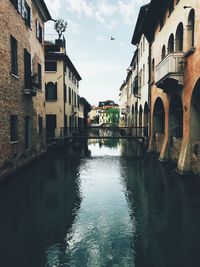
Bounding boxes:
[47,126,148,144]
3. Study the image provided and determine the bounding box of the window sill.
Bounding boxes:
[45,99,57,102]
[10,141,18,144]
[45,71,57,73]
[11,73,19,79]
[184,47,195,58]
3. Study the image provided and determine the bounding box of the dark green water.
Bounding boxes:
[1,140,200,267]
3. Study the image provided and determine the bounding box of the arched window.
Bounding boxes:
[168,34,174,53]
[161,45,166,60]
[175,23,184,51]
[45,82,57,100]
[187,9,195,48]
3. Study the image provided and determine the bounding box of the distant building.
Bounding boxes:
[44,38,82,139]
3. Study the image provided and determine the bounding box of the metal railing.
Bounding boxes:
[46,126,147,142]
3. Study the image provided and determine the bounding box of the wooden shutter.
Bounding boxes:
[17,0,22,13]
[21,0,25,18]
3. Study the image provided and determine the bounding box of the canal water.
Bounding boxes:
[1,140,200,267]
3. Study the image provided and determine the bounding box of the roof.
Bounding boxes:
[33,0,52,22]
[66,55,82,81]
[142,0,168,42]
[131,4,150,45]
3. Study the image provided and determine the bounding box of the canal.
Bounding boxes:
[1,140,200,267]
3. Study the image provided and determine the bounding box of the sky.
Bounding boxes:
[45,0,149,106]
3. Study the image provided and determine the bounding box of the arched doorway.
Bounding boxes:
[190,79,200,173]
[132,105,134,126]
[144,102,148,137]
[153,97,165,152]
[169,94,183,162]
[139,105,143,136]
[135,102,138,127]
[175,23,184,52]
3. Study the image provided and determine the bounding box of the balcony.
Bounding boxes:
[155,52,185,92]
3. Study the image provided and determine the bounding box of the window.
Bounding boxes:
[69,87,71,104]
[161,45,166,60]
[11,35,18,76]
[45,61,57,72]
[45,82,57,100]
[36,20,43,43]
[25,116,31,149]
[64,84,67,102]
[38,63,42,89]
[24,49,31,88]
[168,34,174,53]
[187,9,195,48]
[24,1,32,28]
[10,0,18,9]
[10,115,18,142]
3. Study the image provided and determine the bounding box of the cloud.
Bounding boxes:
[45,0,61,17]
[63,0,147,29]
[66,0,94,18]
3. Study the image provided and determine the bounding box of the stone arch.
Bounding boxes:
[190,78,200,173]
[168,34,174,53]
[161,45,166,60]
[175,22,184,51]
[187,9,195,48]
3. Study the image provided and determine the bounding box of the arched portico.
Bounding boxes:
[190,79,200,174]
[169,94,183,162]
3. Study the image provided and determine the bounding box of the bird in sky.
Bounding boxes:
[111,36,115,41]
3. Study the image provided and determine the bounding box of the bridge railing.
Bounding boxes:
[47,126,148,141]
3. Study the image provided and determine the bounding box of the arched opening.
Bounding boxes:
[144,102,148,138]
[153,98,165,152]
[135,102,138,127]
[139,105,143,128]
[132,104,134,126]
[169,94,183,162]
[190,79,200,173]
[161,45,166,60]
[175,23,184,51]
[187,9,195,48]
[168,34,174,53]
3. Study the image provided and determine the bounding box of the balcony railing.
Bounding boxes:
[155,52,185,90]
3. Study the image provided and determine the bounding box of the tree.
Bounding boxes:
[106,108,119,125]
[54,19,68,39]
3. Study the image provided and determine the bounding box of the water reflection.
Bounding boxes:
[0,140,200,266]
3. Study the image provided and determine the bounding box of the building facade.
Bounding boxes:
[0,0,51,179]
[142,0,200,174]
[44,38,82,140]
